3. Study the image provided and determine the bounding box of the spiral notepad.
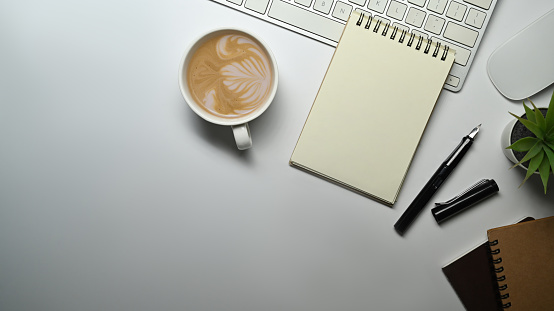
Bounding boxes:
[290,11,455,205]
[487,216,554,310]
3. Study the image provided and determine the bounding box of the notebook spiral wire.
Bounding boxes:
[488,239,512,309]
[355,13,450,61]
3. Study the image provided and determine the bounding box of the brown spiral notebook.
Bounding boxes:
[487,216,554,310]
[442,217,534,311]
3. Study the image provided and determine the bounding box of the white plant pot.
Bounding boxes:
[500,108,547,174]
[500,118,524,169]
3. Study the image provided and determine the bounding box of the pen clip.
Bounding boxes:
[434,179,492,207]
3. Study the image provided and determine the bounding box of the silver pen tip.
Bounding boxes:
[468,124,481,139]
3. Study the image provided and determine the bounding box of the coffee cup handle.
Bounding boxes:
[231,123,252,150]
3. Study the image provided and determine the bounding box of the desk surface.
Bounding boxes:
[1,1,553,310]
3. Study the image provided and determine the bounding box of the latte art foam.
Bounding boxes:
[187,32,273,118]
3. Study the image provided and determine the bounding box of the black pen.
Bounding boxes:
[394,124,481,235]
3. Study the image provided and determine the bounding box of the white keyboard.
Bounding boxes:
[210,0,497,92]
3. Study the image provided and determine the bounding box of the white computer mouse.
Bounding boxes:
[487,8,554,100]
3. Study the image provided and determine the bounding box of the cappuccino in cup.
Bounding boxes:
[180,28,278,150]
[187,31,274,118]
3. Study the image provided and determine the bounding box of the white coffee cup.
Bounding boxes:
[179,28,278,150]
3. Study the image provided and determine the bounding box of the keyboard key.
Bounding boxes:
[245,0,270,14]
[368,0,387,14]
[349,0,366,5]
[465,8,486,28]
[268,0,344,42]
[392,22,410,33]
[463,0,492,10]
[446,1,467,22]
[445,75,460,87]
[406,7,426,28]
[427,0,448,14]
[227,0,243,5]
[443,21,478,47]
[387,1,407,21]
[314,0,333,14]
[333,1,353,21]
[295,0,313,7]
[424,14,445,34]
[355,7,370,13]
[373,15,391,26]
[354,8,372,18]
[412,29,428,39]
[432,37,471,65]
[408,0,426,7]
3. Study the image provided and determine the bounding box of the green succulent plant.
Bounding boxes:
[506,89,554,193]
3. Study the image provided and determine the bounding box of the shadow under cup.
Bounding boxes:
[179,28,278,150]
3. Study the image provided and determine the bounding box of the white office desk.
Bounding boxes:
[1,1,553,310]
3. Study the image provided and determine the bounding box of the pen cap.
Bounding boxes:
[431,179,499,224]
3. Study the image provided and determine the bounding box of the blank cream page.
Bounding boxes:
[291,11,455,205]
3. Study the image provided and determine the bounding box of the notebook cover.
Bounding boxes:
[487,216,554,310]
[442,217,534,311]
[290,11,455,205]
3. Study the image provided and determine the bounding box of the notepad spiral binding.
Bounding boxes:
[488,239,512,309]
[355,13,450,61]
